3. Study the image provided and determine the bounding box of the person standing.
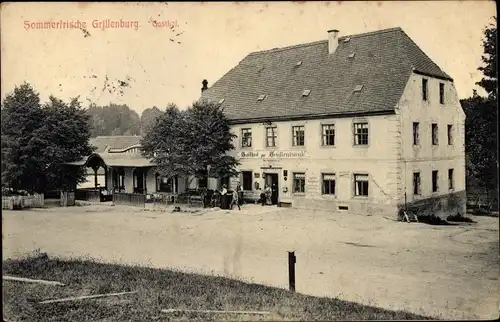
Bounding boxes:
[236,182,244,206]
[231,189,241,210]
[264,184,272,206]
[220,184,228,209]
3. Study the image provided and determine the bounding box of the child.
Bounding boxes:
[231,190,241,210]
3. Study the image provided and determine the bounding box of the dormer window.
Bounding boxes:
[296,61,303,66]
[218,98,225,104]
[302,89,311,97]
[257,94,267,101]
[354,85,363,92]
[348,53,356,59]
[343,37,351,43]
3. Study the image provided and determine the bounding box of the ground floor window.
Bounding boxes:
[432,170,439,192]
[448,169,454,190]
[354,174,369,196]
[293,173,305,193]
[241,171,253,190]
[322,173,336,195]
[112,168,125,190]
[156,174,177,193]
[413,172,421,195]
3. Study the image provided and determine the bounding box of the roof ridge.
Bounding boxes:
[245,27,404,57]
[247,39,327,56]
[339,27,403,40]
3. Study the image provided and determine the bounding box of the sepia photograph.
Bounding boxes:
[1,1,498,321]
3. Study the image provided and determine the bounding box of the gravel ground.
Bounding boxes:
[2,204,499,319]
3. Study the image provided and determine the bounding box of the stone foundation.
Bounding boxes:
[398,190,467,219]
[287,197,398,216]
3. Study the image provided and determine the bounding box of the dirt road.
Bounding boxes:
[2,204,498,319]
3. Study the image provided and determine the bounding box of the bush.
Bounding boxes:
[447,213,476,223]
[417,214,456,225]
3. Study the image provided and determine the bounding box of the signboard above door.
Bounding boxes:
[237,151,307,159]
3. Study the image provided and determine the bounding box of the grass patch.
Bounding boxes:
[446,213,477,223]
[2,253,433,321]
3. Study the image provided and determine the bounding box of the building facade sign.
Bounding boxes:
[238,151,307,159]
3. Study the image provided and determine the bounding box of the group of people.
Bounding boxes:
[259,184,273,206]
[216,183,244,210]
[213,182,275,209]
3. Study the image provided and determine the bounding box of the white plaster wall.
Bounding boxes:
[396,72,466,201]
[229,114,400,205]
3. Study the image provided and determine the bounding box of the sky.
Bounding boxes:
[1,1,496,115]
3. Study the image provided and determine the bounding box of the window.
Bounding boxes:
[266,127,277,147]
[413,172,421,195]
[439,83,445,104]
[241,128,252,147]
[242,171,253,191]
[448,169,454,190]
[292,126,305,146]
[293,173,305,193]
[302,89,311,97]
[322,124,335,146]
[156,174,177,193]
[432,123,439,145]
[354,174,369,196]
[354,122,369,145]
[322,173,336,195]
[413,122,420,145]
[432,170,439,192]
[447,124,453,145]
[422,78,428,101]
[257,94,266,101]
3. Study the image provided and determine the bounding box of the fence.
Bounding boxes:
[2,194,45,210]
[75,189,101,202]
[113,192,146,207]
[60,191,76,207]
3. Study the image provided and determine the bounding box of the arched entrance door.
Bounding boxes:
[85,154,108,191]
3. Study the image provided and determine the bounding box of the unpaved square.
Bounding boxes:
[2,204,498,319]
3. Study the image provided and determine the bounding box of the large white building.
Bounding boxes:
[200,27,466,217]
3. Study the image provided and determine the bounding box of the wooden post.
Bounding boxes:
[288,251,296,292]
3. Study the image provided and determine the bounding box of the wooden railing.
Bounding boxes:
[75,189,101,202]
[113,192,146,207]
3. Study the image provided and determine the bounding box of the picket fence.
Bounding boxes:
[2,194,45,210]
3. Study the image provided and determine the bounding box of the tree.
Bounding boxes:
[461,17,498,194]
[86,103,141,137]
[1,83,94,193]
[141,101,239,186]
[476,17,497,100]
[140,106,164,135]
[461,91,497,192]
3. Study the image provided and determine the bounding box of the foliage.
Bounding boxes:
[86,103,141,137]
[476,17,497,100]
[140,106,164,135]
[1,83,94,193]
[461,17,498,193]
[141,100,239,184]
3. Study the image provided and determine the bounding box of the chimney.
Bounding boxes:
[327,29,339,54]
[201,79,208,93]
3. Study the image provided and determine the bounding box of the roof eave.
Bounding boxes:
[413,70,454,82]
[227,109,396,125]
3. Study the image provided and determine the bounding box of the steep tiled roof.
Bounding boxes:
[90,136,142,153]
[201,27,452,123]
